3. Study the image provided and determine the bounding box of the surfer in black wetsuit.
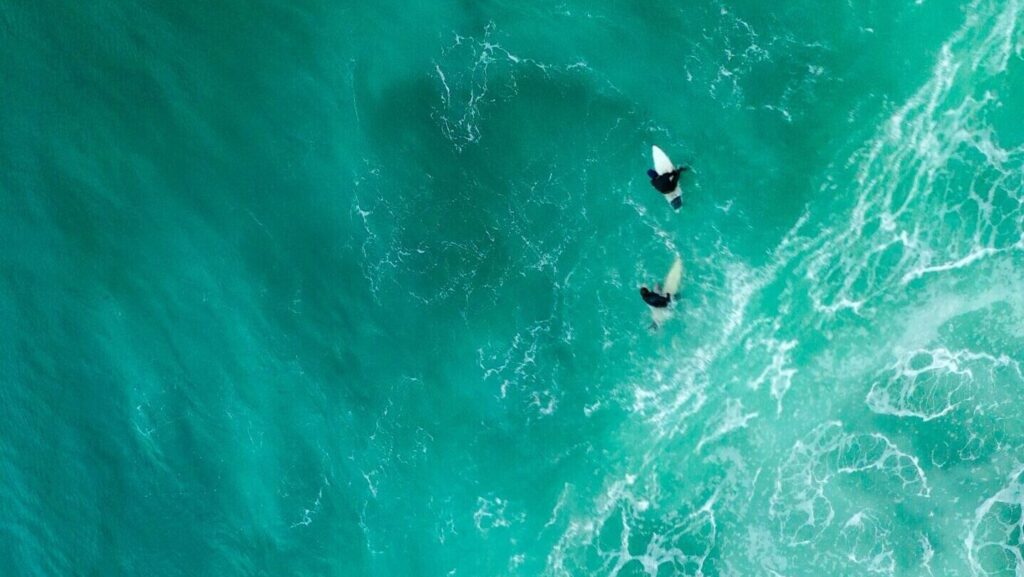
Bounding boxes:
[640,285,671,308]
[647,167,687,194]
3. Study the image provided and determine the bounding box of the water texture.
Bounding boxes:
[2,0,1024,575]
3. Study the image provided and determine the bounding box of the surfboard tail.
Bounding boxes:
[650,307,671,328]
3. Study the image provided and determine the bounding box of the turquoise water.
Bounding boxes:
[3,0,1024,575]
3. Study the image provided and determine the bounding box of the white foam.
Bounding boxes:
[473,495,522,533]
[695,398,759,452]
[432,22,598,150]
[477,319,568,416]
[290,485,325,529]
[866,347,1022,421]
[837,510,896,575]
[919,533,935,576]
[799,0,1024,315]
[966,465,1024,576]
[749,337,798,414]
[770,422,929,546]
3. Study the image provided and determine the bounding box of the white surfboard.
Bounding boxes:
[651,145,683,210]
[663,256,683,294]
[650,256,683,328]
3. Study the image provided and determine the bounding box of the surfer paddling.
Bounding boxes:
[639,285,672,308]
[641,256,684,330]
[649,146,689,210]
[647,166,686,195]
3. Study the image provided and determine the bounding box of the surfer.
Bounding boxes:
[647,166,687,194]
[640,284,672,308]
[642,257,682,330]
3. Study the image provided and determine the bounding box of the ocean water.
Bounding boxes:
[3,0,1024,575]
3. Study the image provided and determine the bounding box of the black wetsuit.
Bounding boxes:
[650,168,683,194]
[640,288,671,308]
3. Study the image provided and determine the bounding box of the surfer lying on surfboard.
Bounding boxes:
[649,146,689,210]
[647,166,687,194]
[639,285,671,308]
[642,257,683,330]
